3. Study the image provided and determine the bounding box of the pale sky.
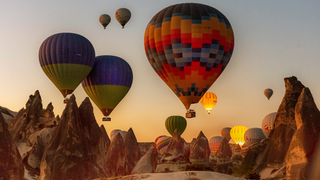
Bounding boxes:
[1,0,320,142]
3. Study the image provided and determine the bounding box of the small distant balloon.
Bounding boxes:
[262,112,277,137]
[244,128,266,146]
[99,14,111,29]
[264,88,273,100]
[155,135,171,155]
[221,127,232,141]
[165,115,187,136]
[115,8,131,28]
[208,136,224,154]
[200,92,218,114]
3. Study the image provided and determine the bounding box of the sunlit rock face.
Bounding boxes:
[285,87,320,180]
[0,112,24,180]
[131,145,158,174]
[40,96,108,180]
[123,128,142,175]
[266,76,304,167]
[189,131,210,164]
[105,132,126,177]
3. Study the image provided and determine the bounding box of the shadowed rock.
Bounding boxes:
[105,132,126,177]
[266,76,304,168]
[0,112,24,180]
[160,129,189,163]
[123,128,142,175]
[285,88,320,179]
[189,131,210,164]
[215,138,233,174]
[131,145,158,174]
[40,96,107,180]
[0,106,17,124]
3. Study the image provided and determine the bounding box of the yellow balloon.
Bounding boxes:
[230,126,248,145]
[200,92,217,114]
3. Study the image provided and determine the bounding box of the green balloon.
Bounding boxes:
[165,116,187,136]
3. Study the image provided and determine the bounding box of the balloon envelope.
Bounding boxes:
[115,8,131,28]
[264,88,273,100]
[144,3,234,110]
[262,112,277,137]
[244,128,266,146]
[230,126,248,145]
[82,55,133,116]
[110,129,121,139]
[99,14,111,29]
[39,33,95,97]
[221,127,232,141]
[208,136,223,153]
[165,115,187,136]
[155,135,171,155]
[200,92,217,114]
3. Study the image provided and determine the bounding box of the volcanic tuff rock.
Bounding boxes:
[0,112,24,180]
[40,96,107,180]
[215,138,233,174]
[131,145,159,174]
[9,90,58,146]
[123,128,142,175]
[189,131,210,164]
[105,132,126,177]
[0,106,17,124]
[285,88,320,180]
[160,129,190,164]
[266,76,304,168]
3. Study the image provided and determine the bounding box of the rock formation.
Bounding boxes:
[0,112,24,180]
[266,76,304,168]
[131,145,158,174]
[189,131,210,164]
[285,87,320,179]
[123,128,142,175]
[0,106,17,124]
[215,137,232,174]
[160,129,189,164]
[105,132,126,177]
[40,96,107,180]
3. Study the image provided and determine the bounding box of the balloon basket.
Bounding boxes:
[103,117,111,121]
[186,110,196,118]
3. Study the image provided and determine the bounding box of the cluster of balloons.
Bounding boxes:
[99,8,131,29]
[144,3,235,117]
[39,32,133,120]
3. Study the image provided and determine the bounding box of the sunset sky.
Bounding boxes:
[1,0,320,142]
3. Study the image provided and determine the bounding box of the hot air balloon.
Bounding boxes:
[99,14,111,29]
[264,88,273,100]
[208,136,223,154]
[262,112,277,137]
[115,8,131,28]
[244,128,266,146]
[144,3,234,118]
[39,33,95,102]
[155,135,171,155]
[221,127,232,141]
[110,129,121,139]
[165,115,187,136]
[200,92,217,114]
[110,130,127,141]
[230,126,248,146]
[81,55,133,120]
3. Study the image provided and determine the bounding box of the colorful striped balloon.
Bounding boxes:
[209,136,223,153]
[165,115,187,136]
[81,55,133,116]
[155,135,172,155]
[39,33,95,98]
[144,3,234,110]
[230,126,248,145]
